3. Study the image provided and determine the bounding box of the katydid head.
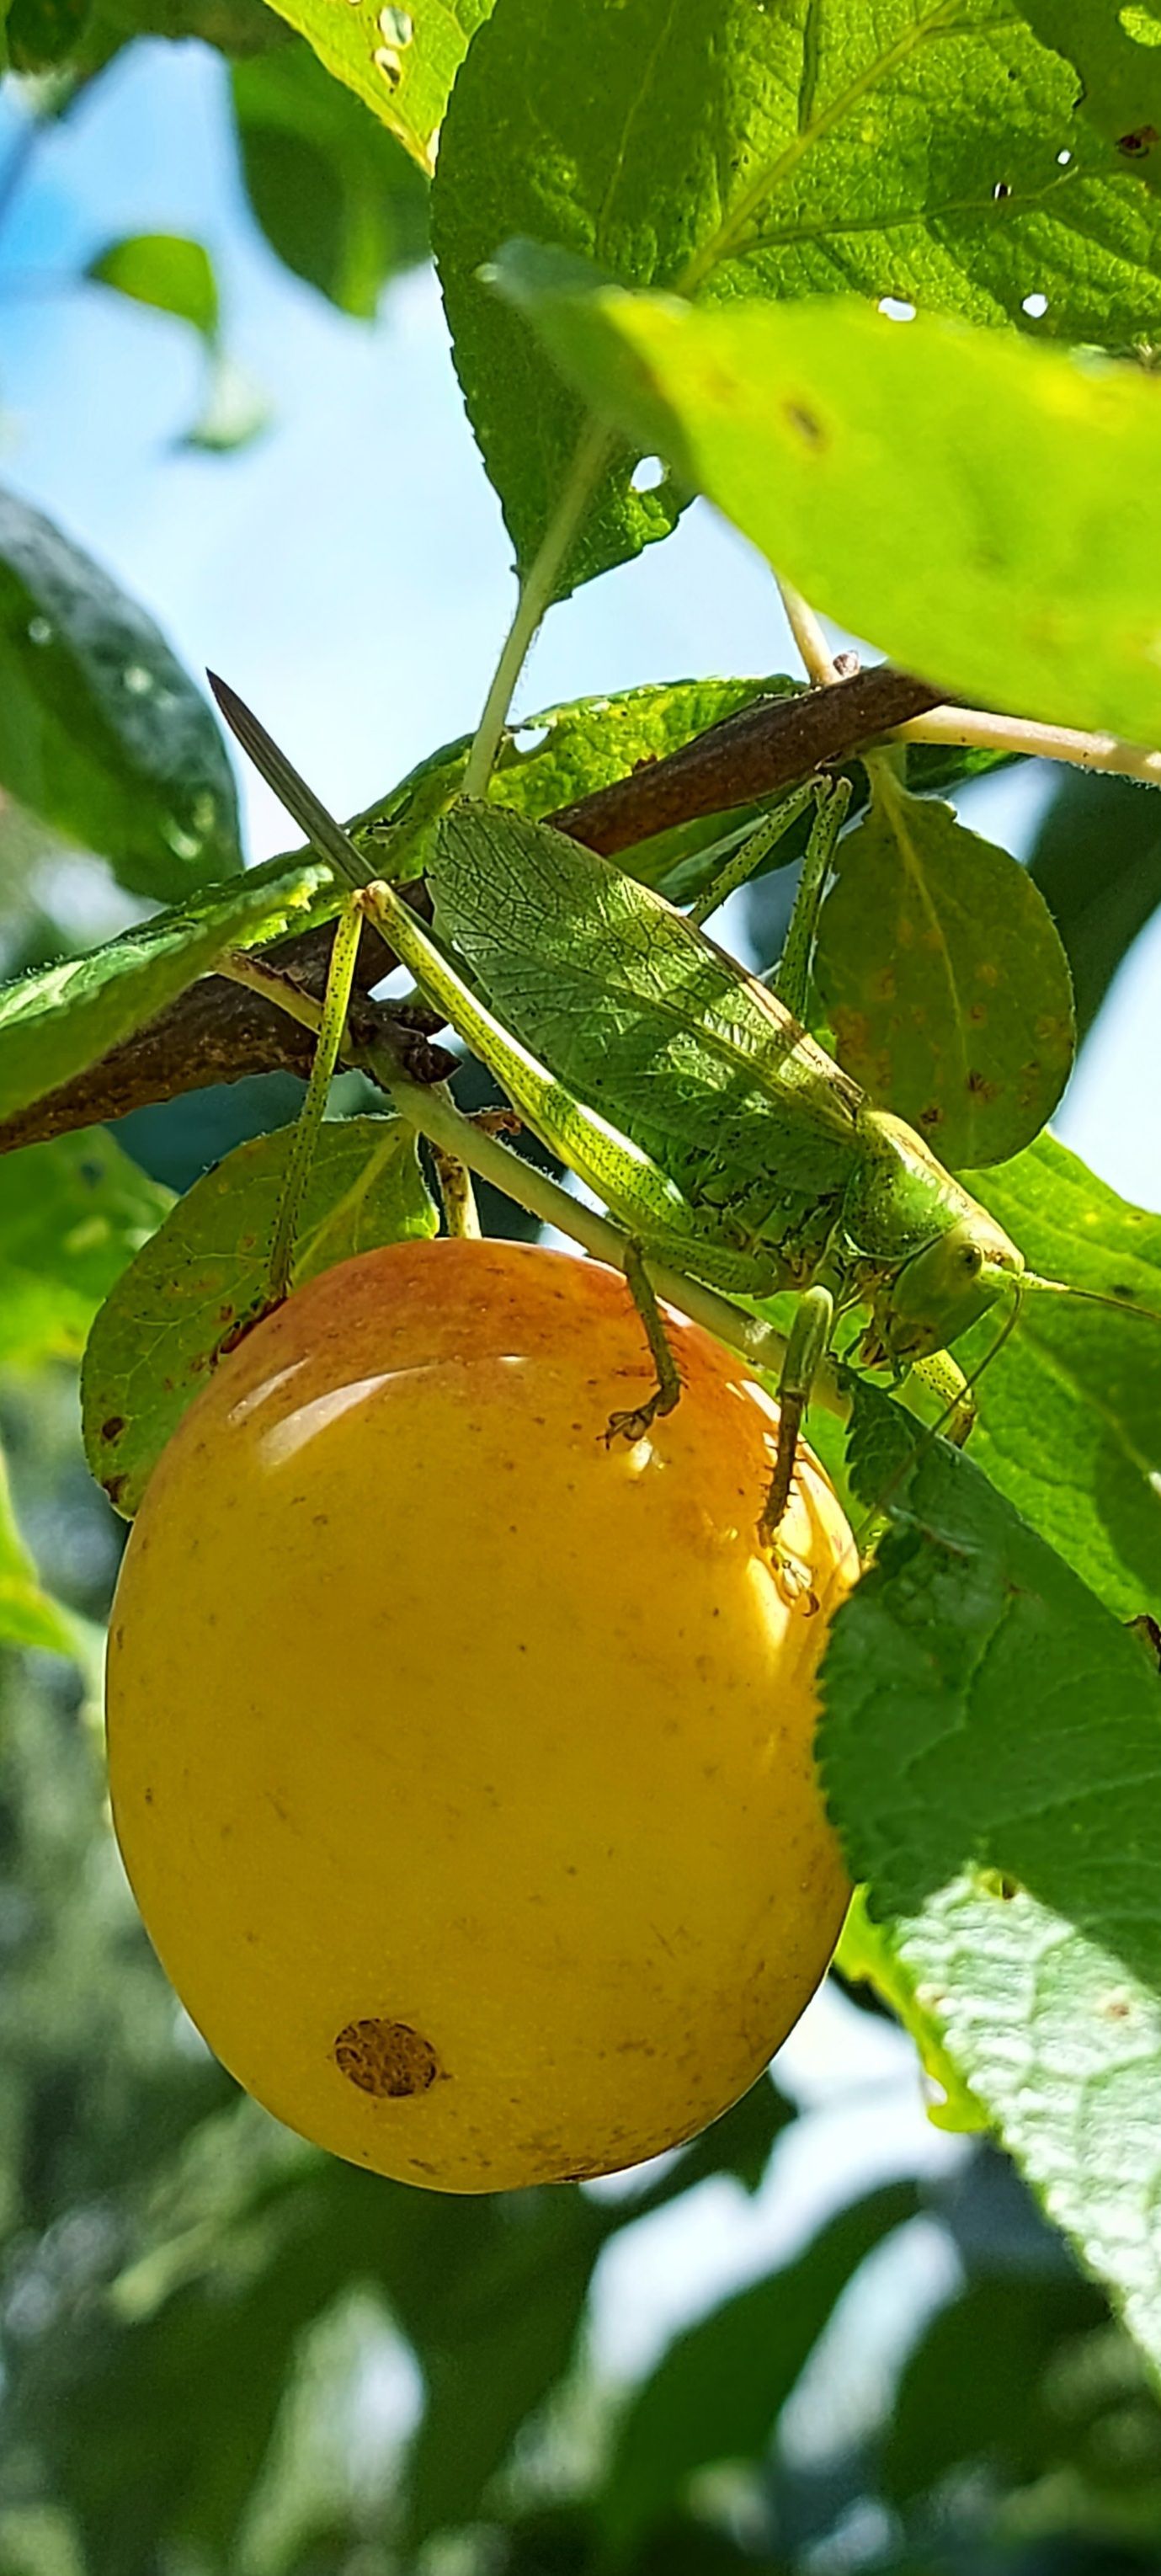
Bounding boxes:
[873,1210,1025,1363]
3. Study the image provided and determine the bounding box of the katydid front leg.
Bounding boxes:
[760,1283,835,1544]
[604,1239,683,1444]
[264,895,365,1308]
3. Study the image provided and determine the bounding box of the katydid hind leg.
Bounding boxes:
[769,776,851,1023]
[687,780,816,929]
[604,1240,684,1446]
[760,1283,835,1544]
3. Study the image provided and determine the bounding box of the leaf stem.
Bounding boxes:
[776,579,840,688]
[892,703,1161,789]
[461,419,614,801]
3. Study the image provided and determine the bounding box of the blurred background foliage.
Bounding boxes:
[3,4,1161,2573]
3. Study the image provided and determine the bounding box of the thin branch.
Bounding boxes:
[0,921,451,1153]
[892,701,1161,787]
[548,662,942,852]
[776,577,841,688]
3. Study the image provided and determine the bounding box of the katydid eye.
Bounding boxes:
[961,1244,983,1273]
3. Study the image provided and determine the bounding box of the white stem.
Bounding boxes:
[776,578,841,688]
[892,702,1161,788]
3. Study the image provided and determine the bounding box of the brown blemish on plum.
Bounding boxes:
[333,2017,440,2097]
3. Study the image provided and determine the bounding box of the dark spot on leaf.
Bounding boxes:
[784,399,824,449]
[333,2017,440,2098]
[101,1416,125,1443]
[1118,125,1158,155]
[918,1103,944,1129]
[103,1474,130,1509]
[1100,1992,1133,2019]
[967,1069,999,1101]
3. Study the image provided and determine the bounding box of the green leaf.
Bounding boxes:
[1029,768,1161,1044]
[966,1133,1161,1620]
[7,0,90,70]
[883,2269,1110,2503]
[401,2191,608,2546]
[438,0,1161,593]
[0,854,332,1128]
[816,768,1074,1166]
[88,233,220,339]
[0,1128,172,1369]
[0,1443,78,1658]
[818,1439,1161,2001]
[494,252,1161,745]
[599,2183,919,2555]
[1020,0,1161,186]
[881,1875,1161,2376]
[232,40,429,317]
[0,485,242,899]
[256,0,493,176]
[835,1887,987,2133]
[81,1114,437,1516]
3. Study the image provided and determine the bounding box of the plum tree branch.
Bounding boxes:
[0,662,957,1155]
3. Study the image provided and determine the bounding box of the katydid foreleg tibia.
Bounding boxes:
[210,679,1161,1559]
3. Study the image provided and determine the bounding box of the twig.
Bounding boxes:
[776,578,841,688]
[548,662,941,852]
[893,702,1161,788]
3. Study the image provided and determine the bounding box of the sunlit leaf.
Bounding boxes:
[967,1133,1161,1619]
[438,0,1161,592]
[256,0,492,175]
[88,234,220,339]
[819,1440,1161,2001]
[495,249,1161,744]
[0,1443,79,1658]
[82,1115,437,1516]
[0,1127,172,1368]
[0,854,333,1127]
[816,770,1074,1165]
[879,1874,1161,2376]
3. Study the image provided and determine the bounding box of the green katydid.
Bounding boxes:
[209,676,1158,1548]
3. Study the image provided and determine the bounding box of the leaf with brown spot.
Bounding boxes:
[815,769,1074,1165]
[81,1115,437,1516]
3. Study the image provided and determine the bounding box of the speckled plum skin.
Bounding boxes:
[106,1239,854,2192]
